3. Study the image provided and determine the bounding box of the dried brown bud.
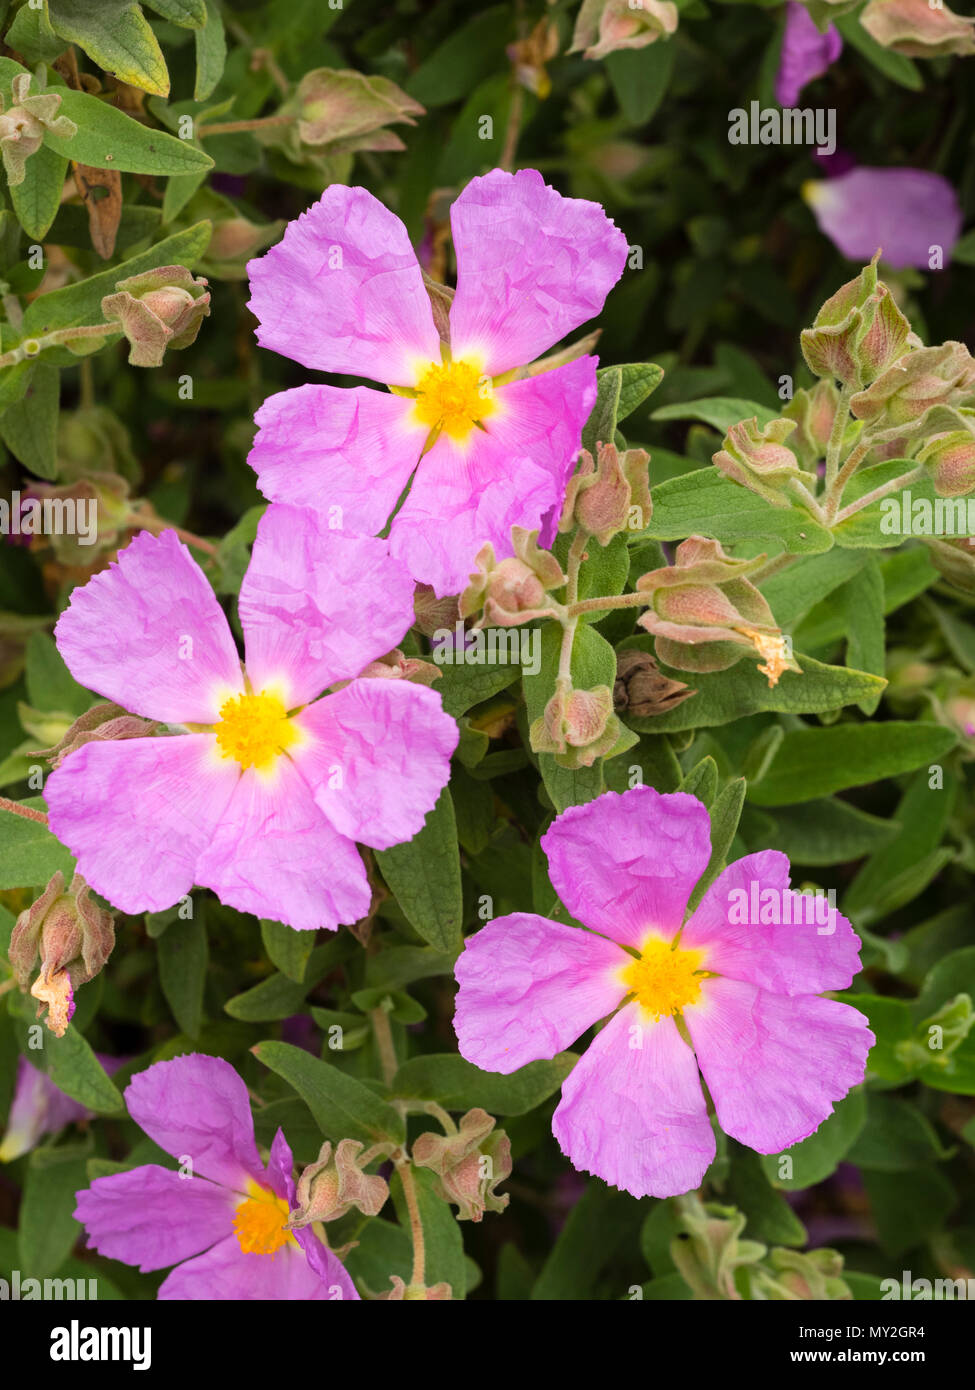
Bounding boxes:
[613,648,696,717]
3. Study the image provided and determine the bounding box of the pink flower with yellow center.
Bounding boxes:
[453,786,873,1199]
[246,168,629,596]
[74,1054,358,1299]
[44,504,457,931]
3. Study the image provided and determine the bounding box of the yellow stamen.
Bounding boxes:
[620,938,705,1020]
[736,626,794,689]
[214,691,296,770]
[412,359,494,441]
[233,1181,296,1257]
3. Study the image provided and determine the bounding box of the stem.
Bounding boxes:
[824,385,852,494]
[128,511,218,556]
[566,591,651,619]
[824,439,871,522]
[0,322,120,370]
[0,796,48,827]
[785,476,829,525]
[396,1155,426,1287]
[500,82,524,171]
[370,1006,398,1090]
[197,115,295,138]
[565,529,588,606]
[834,466,924,526]
[750,551,801,584]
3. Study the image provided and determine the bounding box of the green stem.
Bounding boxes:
[824,439,871,522]
[370,1006,398,1090]
[197,115,295,138]
[750,551,801,584]
[0,322,120,370]
[824,385,853,494]
[833,466,924,526]
[127,510,218,557]
[396,1155,426,1287]
[566,591,650,619]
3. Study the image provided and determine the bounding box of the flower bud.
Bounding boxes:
[613,648,696,717]
[635,537,799,687]
[0,74,77,186]
[916,427,975,498]
[57,407,138,485]
[800,253,916,389]
[925,535,975,596]
[460,527,565,627]
[9,873,115,1037]
[380,1277,452,1300]
[101,266,210,368]
[263,68,424,168]
[670,1196,766,1300]
[530,682,621,767]
[851,341,975,431]
[712,416,816,507]
[413,585,460,638]
[559,441,651,544]
[781,380,840,468]
[507,18,560,97]
[412,1109,511,1223]
[345,649,442,686]
[569,0,678,61]
[753,1247,852,1301]
[289,1139,389,1227]
[931,676,975,754]
[32,701,158,769]
[202,214,284,280]
[861,0,975,57]
[19,474,131,566]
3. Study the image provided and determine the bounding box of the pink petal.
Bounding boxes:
[45,735,239,916]
[74,1165,234,1271]
[157,1233,346,1300]
[389,434,557,598]
[1,1057,89,1161]
[291,680,457,850]
[196,756,371,931]
[775,3,842,108]
[681,851,864,996]
[453,913,628,1074]
[294,1227,360,1301]
[448,168,628,375]
[247,184,441,385]
[125,1055,266,1191]
[540,787,712,949]
[248,384,427,535]
[239,505,417,706]
[805,167,963,271]
[54,530,243,724]
[552,1004,715,1200]
[685,978,874,1154]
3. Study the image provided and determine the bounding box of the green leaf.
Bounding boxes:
[4,3,64,63]
[748,722,956,806]
[582,364,622,456]
[688,776,746,910]
[434,658,518,718]
[224,970,310,1022]
[194,0,227,101]
[0,797,75,888]
[616,362,665,422]
[727,1144,806,1246]
[741,798,898,867]
[157,914,208,1038]
[9,144,69,241]
[605,41,675,125]
[48,0,170,97]
[838,561,885,715]
[846,1096,950,1171]
[407,5,511,106]
[0,363,59,480]
[643,468,833,553]
[836,12,923,91]
[18,1142,90,1277]
[755,548,866,629]
[375,788,463,953]
[253,1041,405,1144]
[531,1180,636,1299]
[364,945,457,991]
[761,1089,867,1190]
[863,1168,955,1257]
[145,0,207,25]
[260,917,314,983]
[832,464,970,548]
[26,631,90,715]
[844,770,956,922]
[392,1052,574,1116]
[651,395,779,432]
[45,91,213,175]
[9,997,123,1112]
[679,755,718,806]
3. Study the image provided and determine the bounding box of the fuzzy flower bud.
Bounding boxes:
[413,585,460,638]
[289,1139,389,1227]
[101,266,210,368]
[861,0,975,57]
[752,1247,853,1301]
[781,380,840,468]
[559,441,651,544]
[570,0,679,61]
[530,681,621,767]
[9,873,115,1037]
[635,536,799,687]
[851,342,975,435]
[0,74,77,185]
[460,527,565,626]
[800,253,917,389]
[925,535,975,596]
[712,416,816,508]
[264,68,424,167]
[412,1109,512,1222]
[613,647,696,717]
[32,701,158,769]
[917,425,975,498]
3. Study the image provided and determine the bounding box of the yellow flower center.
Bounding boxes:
[413,359,494,440]
[233,1182,296,1257]
[214,691,296,770]
[620,938,705,1020]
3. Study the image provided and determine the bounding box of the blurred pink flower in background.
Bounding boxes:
[776,2,842,107]
[803,166,963,269]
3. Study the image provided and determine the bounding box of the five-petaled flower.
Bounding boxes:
[453,786,873,1200]
[44,504,457,931]
[246,168,628,597]
[74,1054,359,1300]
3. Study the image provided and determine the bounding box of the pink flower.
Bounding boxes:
[803,166,963,270]
[74,1054,358,1300]
[776,2,842,108]
[453,787,873,1200]
[45,505,457,931]
[0,1056,118,1161]
[246,168,628,597]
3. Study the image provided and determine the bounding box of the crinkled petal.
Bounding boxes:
[196,756,371,931]
[291,680,457,850]
[453,913,628,1073]
[247,184,441,384]
[448,168,628,375]
[540,787,712,948]
[775,3,842,108]
[681,851,864,995]
[74,1165,234,1272]
[125,1054,266,1191]
[248,384,427,535]
[264,1126,295,1204]
[45,734,239,916]
[552,1003,715,1200]
[239,504,417,706]
[685,978,874,1154]
[805,167,963,271]
[390,434,558,597]
[157,1233,342,1300]
[294,1226,360,1301]
[54,530,242,723]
